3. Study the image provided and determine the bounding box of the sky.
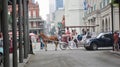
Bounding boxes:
[35,0,49,20]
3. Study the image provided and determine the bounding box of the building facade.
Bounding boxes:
[28,0,44,34]
[83,0,119,34]
[7,0,44,34]
[65,0,84,33]
[48,0,65,34]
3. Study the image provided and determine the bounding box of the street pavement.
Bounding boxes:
[0,42,119,67]
[24,43,120,67]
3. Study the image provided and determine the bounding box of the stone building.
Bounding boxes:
[83,0,119,34]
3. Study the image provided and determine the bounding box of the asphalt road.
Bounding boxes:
[24,43,120,67]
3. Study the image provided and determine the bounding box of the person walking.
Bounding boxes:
[40,36,44,49]
[113,31,119,51]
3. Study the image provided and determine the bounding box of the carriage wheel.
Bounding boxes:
[59,42,67,50]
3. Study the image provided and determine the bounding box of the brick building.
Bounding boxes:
[7,0,44,34]
[28,0,44,34]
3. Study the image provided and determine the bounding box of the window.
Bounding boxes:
[94,4,96,11]
[31,22,33,27]
[33,10,36,18]
[29,11,31,18]
[107,0,110,4]
[103,0,105,7]
[100,2,102,9]
[33,22,36,27]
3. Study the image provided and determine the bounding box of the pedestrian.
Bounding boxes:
[66,27,70,34]
[113,31,119,51]
[58,27,62,41]
[86,29,91,38]
[71,29,78,48]
[39,35,44,49]
[29,36,35,55]
[82,29,86,35]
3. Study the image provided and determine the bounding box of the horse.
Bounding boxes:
[39,33,59,51]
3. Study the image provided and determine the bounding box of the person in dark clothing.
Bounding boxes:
[29,36,35,55]
[86,29,91,38]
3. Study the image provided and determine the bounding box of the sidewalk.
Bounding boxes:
[0,53,31,67]
[109,50,120,56]
[18,54,31,67]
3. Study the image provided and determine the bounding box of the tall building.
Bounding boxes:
[48,0,64,23]
[65,0,84,33]
[56,0,64,10]
[54,0,65,33]
[49,0,56,23]
[48,0,65,35]
[83,0,119,34]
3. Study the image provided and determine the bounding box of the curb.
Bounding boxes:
[109,50,120,56]
[18,54,31,67]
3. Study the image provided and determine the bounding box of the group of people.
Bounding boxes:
[59,27,80,48]
[57,27,93,48]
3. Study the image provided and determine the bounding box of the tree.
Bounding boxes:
[112,0,119,4]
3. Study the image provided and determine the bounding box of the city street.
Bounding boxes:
[24,43,120,67]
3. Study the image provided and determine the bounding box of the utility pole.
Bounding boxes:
[18,0,23,63]
[23,0,28,58]
[1,0,10,67]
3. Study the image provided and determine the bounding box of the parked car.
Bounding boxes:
[0,39,3,65]
[84,32,120,50]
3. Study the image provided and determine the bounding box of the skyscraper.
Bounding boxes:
[56,0,64,10]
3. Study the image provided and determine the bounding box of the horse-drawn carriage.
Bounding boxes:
[40,33,75,51]
[59,34,72,50]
